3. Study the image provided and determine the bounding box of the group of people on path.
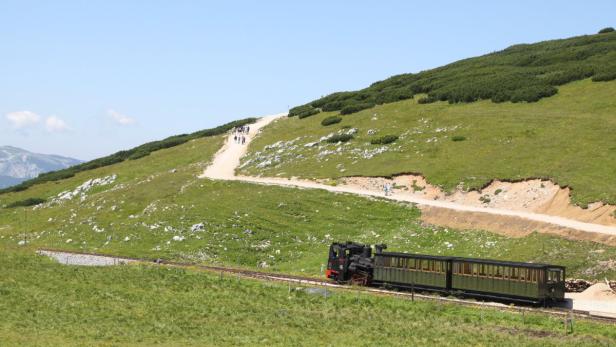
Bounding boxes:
[233,125,250,145]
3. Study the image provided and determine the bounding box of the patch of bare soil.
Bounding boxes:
[340,175,616,227]
[419,205,616,246]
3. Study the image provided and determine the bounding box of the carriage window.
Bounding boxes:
[519,268,526,281]
[547,269,562,283]
[511,268,518,280]
[494,266,502,278]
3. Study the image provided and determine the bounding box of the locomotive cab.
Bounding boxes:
[326,242,373,283]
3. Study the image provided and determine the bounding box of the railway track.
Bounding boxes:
[37,248,616,324]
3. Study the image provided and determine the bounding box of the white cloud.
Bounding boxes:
[107,109,136,125]
[5,111,41,129]
[45,116,70,132]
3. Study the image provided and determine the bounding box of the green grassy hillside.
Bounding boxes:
[3,249,614,346]
[289,31,616,117]
[241,79,616,206]
[1,132,615,279]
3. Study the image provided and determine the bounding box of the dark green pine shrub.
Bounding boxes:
[598,27,615,34]
[325,134,354,143]
[370,135,399,145]
[321,116,342,126]
[6,198,46,208]
[340,102,375,115]
[289,105,320,119]
[451,135,466,142]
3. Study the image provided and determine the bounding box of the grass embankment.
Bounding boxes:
[241,79,616,206]
[1,133,615,279]
[1,249,615,346]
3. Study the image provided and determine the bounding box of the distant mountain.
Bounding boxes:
[0,146,82,189]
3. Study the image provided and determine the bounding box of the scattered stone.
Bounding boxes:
[191,223,205,232]
[172,235,185,242]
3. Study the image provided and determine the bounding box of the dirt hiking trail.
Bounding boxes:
[199,114,616,246]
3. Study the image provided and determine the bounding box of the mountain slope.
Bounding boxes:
[242,48,616,208]
[1,124,615,279]
[0,146,81,188]
[289,30,616,117]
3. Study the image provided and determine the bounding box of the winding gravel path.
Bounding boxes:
[199,114,616,238]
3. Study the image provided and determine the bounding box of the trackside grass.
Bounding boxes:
[1,249,615,346]
[241,79,616,206]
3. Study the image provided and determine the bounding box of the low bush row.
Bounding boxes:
[5,198,46,208]
[325,134,354,143]
[370,135,399,145]
[321,116,342,126]
[289,30,616,113]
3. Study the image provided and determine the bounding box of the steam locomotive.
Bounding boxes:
[326,241,565,305]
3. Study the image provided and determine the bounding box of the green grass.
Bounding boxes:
[241,79,616,206]
[1,248,615,346]
[1,132,615,280]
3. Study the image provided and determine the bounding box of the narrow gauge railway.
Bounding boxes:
[36,248,616,324]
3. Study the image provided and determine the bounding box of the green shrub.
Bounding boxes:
[479,195,491,204]
[592,71,616,82]
[494,189,503,195]
[417,96,436,104]
[321,116,342,126]
[370,135,399,145]
[451,135,466,142]
[598,27,615,34]
[289,105,320,118]
[6,198,46,208]
[325,134,354,143]
[340,102,375,115]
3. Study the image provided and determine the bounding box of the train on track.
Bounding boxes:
[326,241,565,306]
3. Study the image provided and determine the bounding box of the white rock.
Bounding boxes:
[191,223,205,232]
[172,235,185,242]
[123,236,130,242]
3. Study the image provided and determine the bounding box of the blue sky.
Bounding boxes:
[1,1,614,160]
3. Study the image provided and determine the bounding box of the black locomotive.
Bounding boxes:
[326,241,565,305]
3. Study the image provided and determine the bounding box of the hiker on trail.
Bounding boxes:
[234,135,238,143]
[384,183,392,196]
[246,126,250,134]
[242,136,246,145]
